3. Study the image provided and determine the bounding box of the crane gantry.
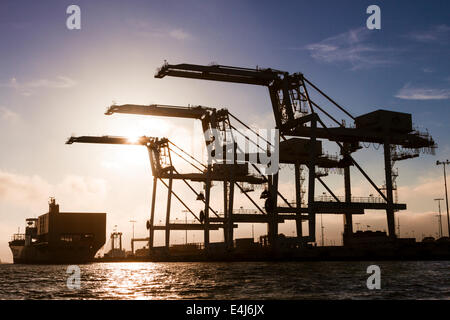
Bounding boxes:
[66,61,436,256]
[155,62,436,245]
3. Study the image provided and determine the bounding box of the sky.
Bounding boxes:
[1,0,450,262]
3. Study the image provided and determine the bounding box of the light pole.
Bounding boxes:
[320,193,326,246]
[434,198,444,238]
[436,160,450,236]
[182,209,188,245]
[320,214,325,246]
[129,220,136,254]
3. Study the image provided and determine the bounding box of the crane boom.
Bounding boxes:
[154,62,436,150]
[155,63,283,86]
[65,135,161,146]
[105,104,212,119]
[155,62,327,131]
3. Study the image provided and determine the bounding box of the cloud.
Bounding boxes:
[395,85,450,100]
[304,27,396,70]
[0,171,50,206]
[0,107,20,123]
[0,170,107,210]
[0,76,76,96]
[126,19,193,41]
[1,76,76,89]
[407,24,450,44]
[26,76,77,89]
[395,174,448,217]
[398,175,446,202]
[169,29,192,40]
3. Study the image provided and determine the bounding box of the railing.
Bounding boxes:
[11,234,25,241]
[154,220,200,226]
[314,195,386,203]
[216,208,260,215]
[170,242,204,250]
[154,209,261,226]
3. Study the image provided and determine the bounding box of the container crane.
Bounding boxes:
[154,62,436,244]
[103,103,355,249]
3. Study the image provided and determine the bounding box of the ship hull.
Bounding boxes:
[9,243,98,264]
[9,199,106,264]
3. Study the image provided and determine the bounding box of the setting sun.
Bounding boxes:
[126,135,141,144]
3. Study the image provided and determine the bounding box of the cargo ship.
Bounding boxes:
[9,198,106,264]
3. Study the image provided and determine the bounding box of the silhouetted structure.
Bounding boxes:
[104,231,126,258]
[9,198,106,264]
[66,62,439,259]
[154,62,435,245]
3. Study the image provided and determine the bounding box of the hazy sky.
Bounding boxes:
[1,0,450,262]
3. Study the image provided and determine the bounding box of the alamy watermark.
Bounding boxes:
[66,265,81,290]
[65,5,381,33]
[66,5,81,30]
[366,265,381,290]
[366,5,381,30]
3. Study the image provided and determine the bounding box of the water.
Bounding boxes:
[0,261,448,299]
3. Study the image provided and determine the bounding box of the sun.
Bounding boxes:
[126,135,141,144]
[100,118,173,169]
[113,118,170,143]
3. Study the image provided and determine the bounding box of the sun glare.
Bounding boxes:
[127,135,140,144]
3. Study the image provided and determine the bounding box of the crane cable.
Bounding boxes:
[169,141,206,171]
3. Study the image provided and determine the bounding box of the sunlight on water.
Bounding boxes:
[0,261,449,299]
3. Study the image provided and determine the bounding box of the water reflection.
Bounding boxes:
[0,261,449,299]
